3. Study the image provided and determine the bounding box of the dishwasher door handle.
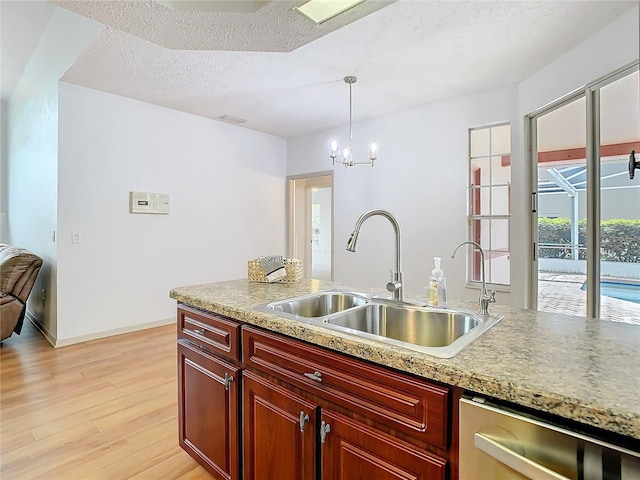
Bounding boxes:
[474,432,570,480]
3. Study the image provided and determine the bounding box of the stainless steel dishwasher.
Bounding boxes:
[459,396,640,480]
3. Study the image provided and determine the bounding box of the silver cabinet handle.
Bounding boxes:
[303,371,323,382]
[193,328,205,335]
[320,421,331,443]
[299,411,310,432]
[474,433,570,480]
[224,372,234,391]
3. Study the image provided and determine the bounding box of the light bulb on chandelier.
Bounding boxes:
[330,76,378,168]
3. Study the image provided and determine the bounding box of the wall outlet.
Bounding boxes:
[41,288,46,302]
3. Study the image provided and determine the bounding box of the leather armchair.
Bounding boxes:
[1,244,43,341]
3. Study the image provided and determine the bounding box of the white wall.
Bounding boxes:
[519,7,639,117]
[288,86,520,306]
[57,83,287,343]
[7,4,636,343]
[6,8,101,340]
[1,100,7,242]
[287,6,639,309]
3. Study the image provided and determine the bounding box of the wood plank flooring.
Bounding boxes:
[1,321,211,480]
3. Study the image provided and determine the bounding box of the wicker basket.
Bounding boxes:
[248,258,303,283]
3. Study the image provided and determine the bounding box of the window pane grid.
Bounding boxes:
[468,123,511,286]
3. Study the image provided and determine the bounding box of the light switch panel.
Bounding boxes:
[72,230,82,244]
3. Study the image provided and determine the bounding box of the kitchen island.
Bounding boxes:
[170,280,640,480]
[171,278,640,439]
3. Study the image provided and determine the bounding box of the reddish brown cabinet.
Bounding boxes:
[243,370,317,480]
[177,306,457,480]
[242,325,450,448]
[177,305,242,480]
[242,325,453,480]
[177,304,241,359]
[321,410,447,480]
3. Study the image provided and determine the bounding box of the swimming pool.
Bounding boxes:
[580,281,640,304]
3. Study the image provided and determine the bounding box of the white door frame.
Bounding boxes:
[286,171,334,280]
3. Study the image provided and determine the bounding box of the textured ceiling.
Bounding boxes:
[2,1,637,138]
[52,0,395,51]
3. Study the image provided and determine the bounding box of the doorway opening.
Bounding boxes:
[287,173,333,281]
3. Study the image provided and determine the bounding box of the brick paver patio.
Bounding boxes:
[538,272,640,325]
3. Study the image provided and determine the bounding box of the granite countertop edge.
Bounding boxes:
[169,280,640,440]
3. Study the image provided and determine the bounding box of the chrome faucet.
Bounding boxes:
[346,209,403,301]
[451,241,496,316]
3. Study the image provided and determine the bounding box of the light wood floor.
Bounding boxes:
[1,320,211,480]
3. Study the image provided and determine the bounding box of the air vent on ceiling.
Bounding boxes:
[217,115,247,124]
[156,1,268,13]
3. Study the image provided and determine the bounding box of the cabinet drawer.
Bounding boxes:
[178,305,241,362]
[243,326,450,448]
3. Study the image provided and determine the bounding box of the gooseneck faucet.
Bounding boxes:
[451,241,496,316]
[346,209,403,301]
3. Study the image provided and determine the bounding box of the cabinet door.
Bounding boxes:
[178,341,239,480]
[243,371,317,480]
[321,410,447,480]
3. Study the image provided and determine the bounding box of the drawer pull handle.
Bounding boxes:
[193,328,206,335]
[320,421,331,443]
[299,411,310,432]
[303,371,323,382]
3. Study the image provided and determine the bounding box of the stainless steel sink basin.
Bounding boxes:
[325,304,479,348]
[254,291,502,358]
[265,291,369,318]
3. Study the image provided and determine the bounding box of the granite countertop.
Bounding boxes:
[170,278,640,440]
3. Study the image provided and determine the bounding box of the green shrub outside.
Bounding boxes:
[538,218,639,262]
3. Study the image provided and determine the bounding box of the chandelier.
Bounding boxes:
[330,76,378,168]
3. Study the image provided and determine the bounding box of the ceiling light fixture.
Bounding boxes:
[295,0,365,24]
[330,76,378,169]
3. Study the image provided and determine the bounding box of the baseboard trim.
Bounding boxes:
[26,311,57,347]
[53,317,175,348]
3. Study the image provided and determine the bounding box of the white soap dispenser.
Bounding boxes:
[428,257,447,307]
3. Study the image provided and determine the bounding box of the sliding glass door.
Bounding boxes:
[534,95,588,318]
[530,64,639,323]
[596,70,640,322]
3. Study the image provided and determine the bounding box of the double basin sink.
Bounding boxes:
[255,291,502,358]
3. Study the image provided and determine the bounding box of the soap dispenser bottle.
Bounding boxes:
[428,257,447,307]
